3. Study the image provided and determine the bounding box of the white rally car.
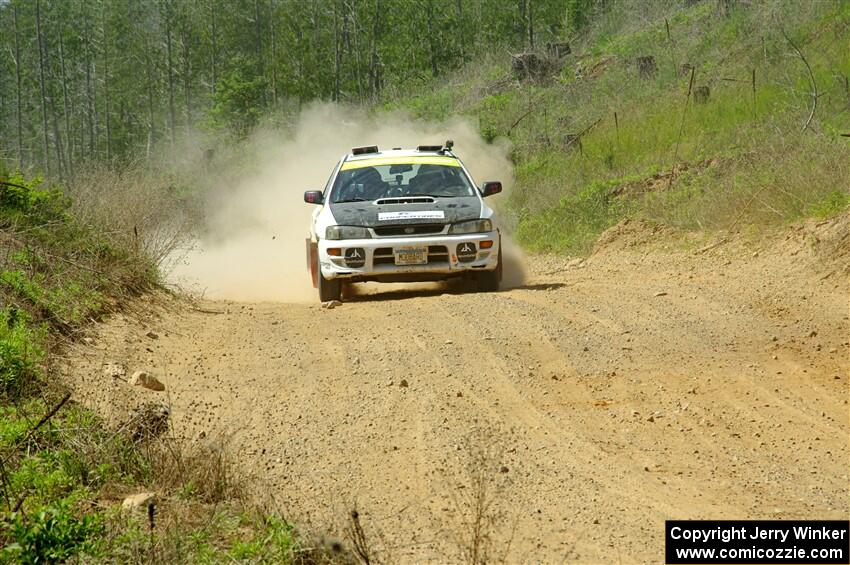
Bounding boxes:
[304,142,503,302]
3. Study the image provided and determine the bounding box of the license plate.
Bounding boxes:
[394,247,428,265]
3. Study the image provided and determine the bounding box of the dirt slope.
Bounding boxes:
[63,217,849,563]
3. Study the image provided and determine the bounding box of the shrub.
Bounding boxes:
[0,500,103,564]
[0,309,44,399]
[516,178,632,254]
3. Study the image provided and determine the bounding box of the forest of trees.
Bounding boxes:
[0,0,594,177]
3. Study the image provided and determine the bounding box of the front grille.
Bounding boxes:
[427,245,449,263]
[373,247,394,265]
[372,245,449,265]
[373,224,445,237]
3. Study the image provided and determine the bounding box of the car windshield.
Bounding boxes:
[331,161,475,203]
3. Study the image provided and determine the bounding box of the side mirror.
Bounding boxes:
[304,190,324,204]
[481,181,502,197]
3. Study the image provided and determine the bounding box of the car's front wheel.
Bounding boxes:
[476,247,502,292]
[317,257,342,302]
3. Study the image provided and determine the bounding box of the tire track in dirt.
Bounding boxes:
[63,218,850,563]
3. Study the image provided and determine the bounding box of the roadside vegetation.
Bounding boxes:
[0,170,341,562]
[386,1,850,253]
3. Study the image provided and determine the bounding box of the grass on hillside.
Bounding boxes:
[386,0,850,254]
[0,172,351,563]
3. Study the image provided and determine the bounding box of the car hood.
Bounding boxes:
[328,196,482,227]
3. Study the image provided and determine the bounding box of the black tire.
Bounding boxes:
[476,247,502,292]
[317,258,342,302]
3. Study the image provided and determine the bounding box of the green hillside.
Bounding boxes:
[386,0,850,253]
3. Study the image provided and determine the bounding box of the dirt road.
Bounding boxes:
[65,218,849,563]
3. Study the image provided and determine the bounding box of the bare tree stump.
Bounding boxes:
[694,85,710,104]
[511,52,542,80]
[560,133,582,152]
[546,42,571,59]
[718,0,736,17]
[636,56,657,78]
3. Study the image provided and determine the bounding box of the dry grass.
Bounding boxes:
[65,161,196,269]
[446,427,519,565]
[144,434,245,504]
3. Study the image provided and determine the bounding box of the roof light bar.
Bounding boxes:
[416,144,443,152]
[352,145,379,155]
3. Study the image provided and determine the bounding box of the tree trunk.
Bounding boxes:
[527,0,534,50]
[58,29,74,177]
[210,0,218,95]
[165,0,176,147]
[86,34,98,158]
[36,0,52,176]
[270,1,278,105]
[84,4,97,159]
[254,0,264,83]
[181,19,192,130]
[101,7,112,163]
[50,92,66,181]
[145,34,156,159]
[333,0,341,101]
[369,0,381,99]
[455,0,465,60]
[13,3,24,167]
[348,0,364,101]
[518,0,526,46]
[426,0,439,78]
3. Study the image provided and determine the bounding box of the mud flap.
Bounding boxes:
[306,238,318,288]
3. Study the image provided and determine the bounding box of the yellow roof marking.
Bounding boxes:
[340,155,460,170]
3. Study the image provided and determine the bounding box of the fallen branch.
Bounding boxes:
[674,66,696,161]
[694,238,728,255]
[781,26,818,132]
[27,392,72,438]
[507,107,535,136]
[190,306,225,315]
[0,392,72,511]
[564,118,602,150]
[345,507,373,565]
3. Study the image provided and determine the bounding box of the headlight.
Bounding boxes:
[325,225,372,240]
[449,219,492,234]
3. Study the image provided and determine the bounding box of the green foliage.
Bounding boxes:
[1,268,106,328]
[208,62,269,137]
[0,171,155,337]
[516,177,632,254]
[0,0,582,169]
[565,0,598,34]
[806,190,850,219]
[0,309,44,399]
[0,501,102,564]
[390,0,850,254]
[0,175,69,227]
[226,515,297,561]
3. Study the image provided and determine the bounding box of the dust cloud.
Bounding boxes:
[169,102,525,302]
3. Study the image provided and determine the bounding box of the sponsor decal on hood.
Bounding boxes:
[378,211,445,221]
[329,196,481,227]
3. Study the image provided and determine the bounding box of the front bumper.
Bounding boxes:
[318,232,500,282]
